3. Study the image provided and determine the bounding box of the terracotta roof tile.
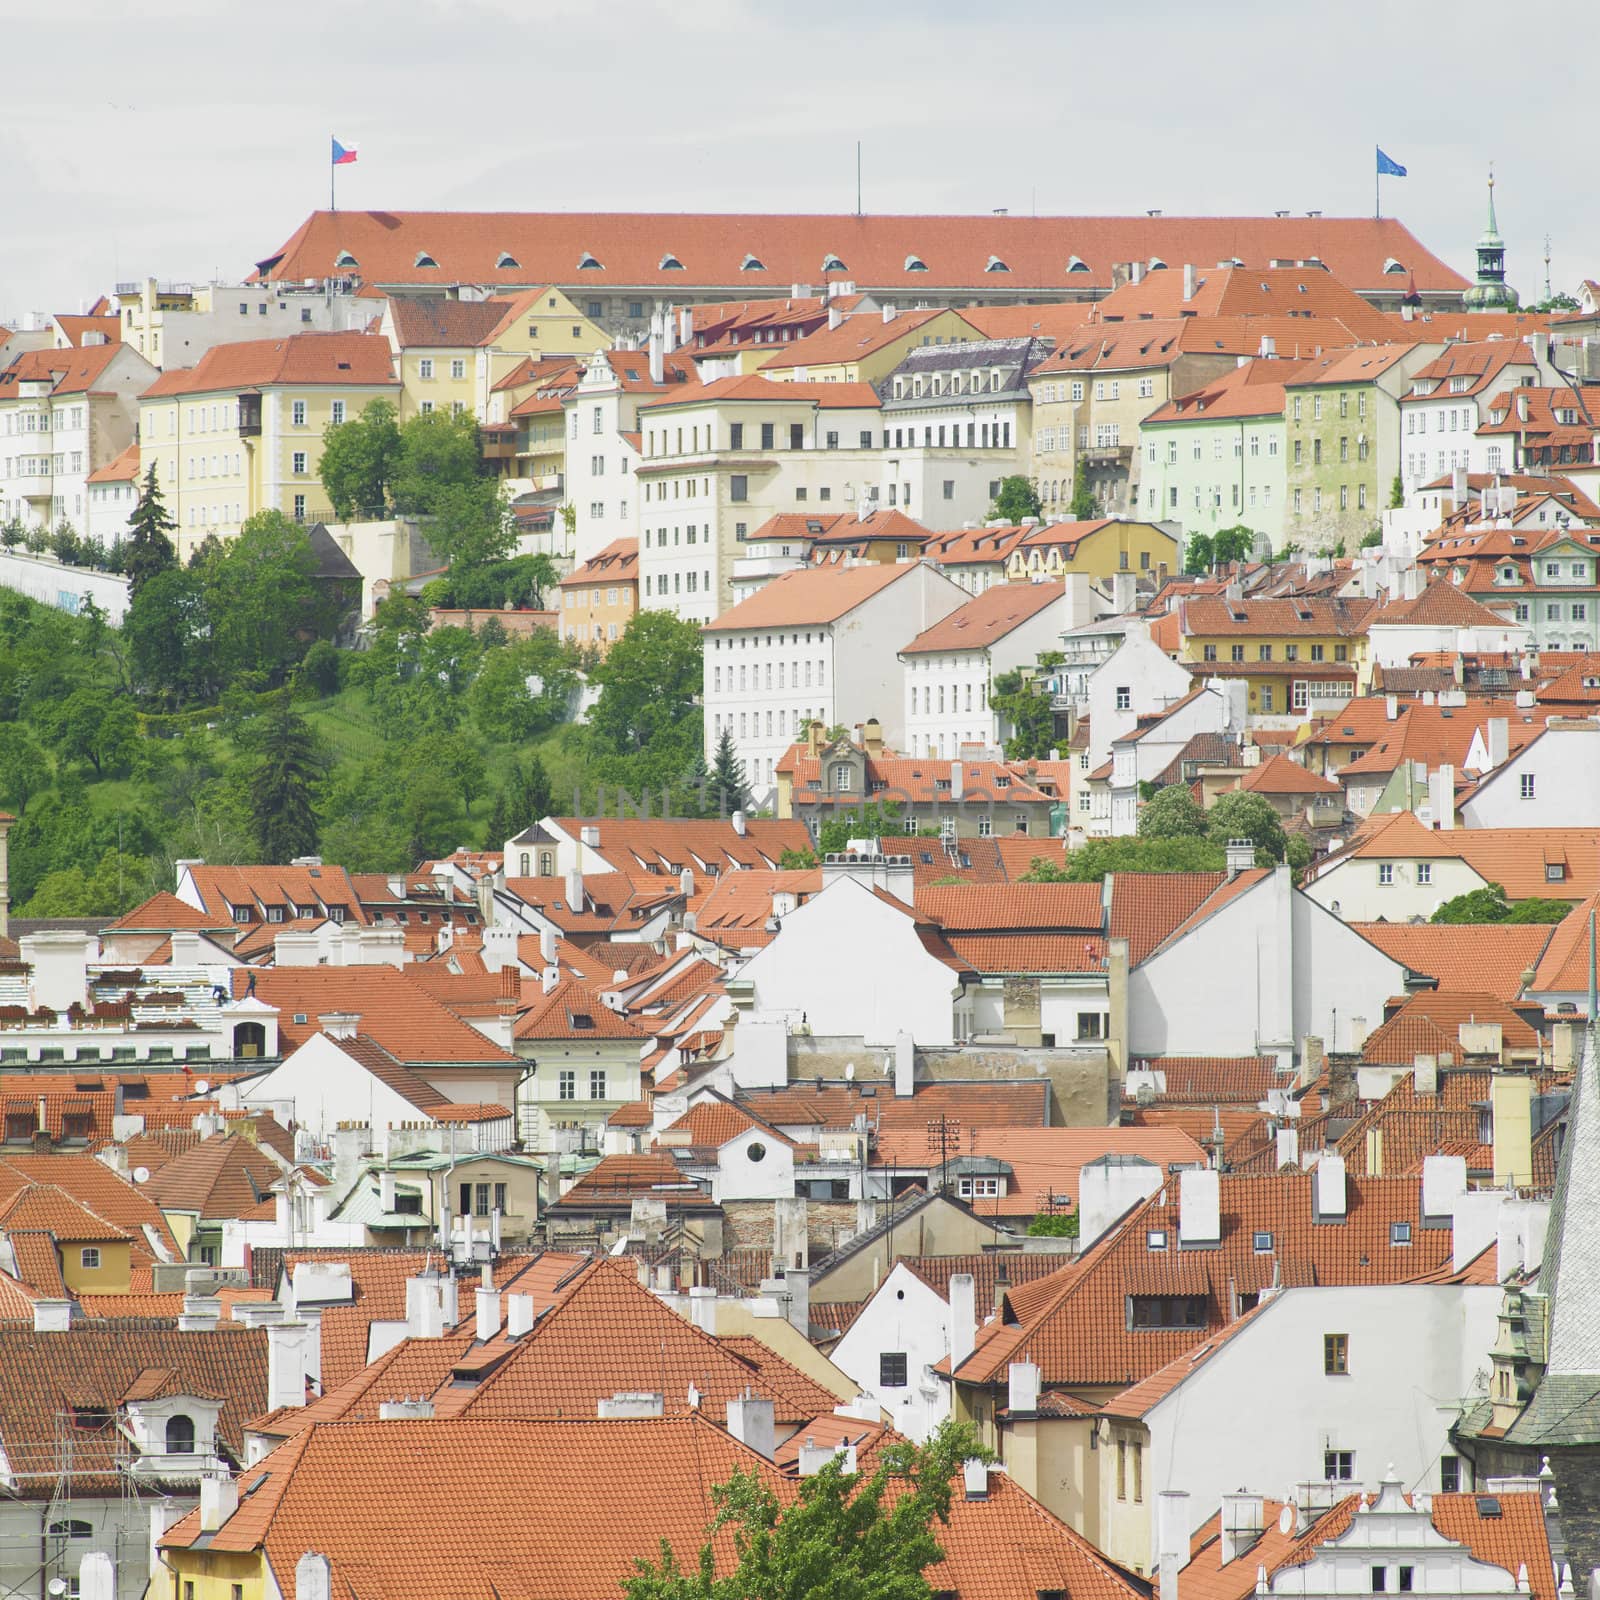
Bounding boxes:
[900,581,1064,655]
[703,560,926,631]
[1351,922,1555,1002]
[142,1134,283,1222]
[141,332,398,398]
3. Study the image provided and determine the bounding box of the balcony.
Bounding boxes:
[237,392,262,438]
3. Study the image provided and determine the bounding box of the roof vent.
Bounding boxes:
[905,255,928,272]
[985,256,1011,273]
[1066,255,1090,273]
[740,253,766,272]
[660,254,685,271]
[334,251,358,270]
[822,254,848,274]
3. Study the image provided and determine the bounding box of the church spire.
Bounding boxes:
[1463,163,1519,312]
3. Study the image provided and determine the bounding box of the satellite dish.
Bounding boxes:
[1278,1505,1294,1535]
[131,1166,150,1185]
[193,1080,210,1096]
[49,1581,67,1596]
[845,1062,856,1080]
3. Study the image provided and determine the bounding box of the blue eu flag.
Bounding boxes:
[1376,147,1407,178]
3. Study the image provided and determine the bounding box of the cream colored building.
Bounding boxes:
[138,332,400,557]
[113,277,365,368]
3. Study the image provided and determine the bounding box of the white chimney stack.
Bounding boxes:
[1315,1152,1347,1219]
[1158,1489,1192,1600]
[199,1474,239,1533]
[564,864,584,912]
[949,1272,977,1371]
[475,1286,502,1343]
[1008,1361,1041,1414]
[1183,263,1197,303]
[1180,1167,1221,1245]
[506,1293,535,1337]
[296,1554,332,1600]
[725,1390,777,1458]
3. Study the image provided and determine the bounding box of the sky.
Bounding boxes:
[5,0,1597,321]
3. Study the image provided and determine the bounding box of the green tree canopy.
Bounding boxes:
[319,398,402,520]
[709,725,753,816]
[990,669,1056,761]
[243,702,327,864]
[1138,783,1209,840]
[469,631,582,742]
[0,723,49,813]
[1025,836,1228,881]
[123,465,178,598]
[623,1419,988,1600]
[1183,532,1215,577]
[989,475,1042,523]
[1211,525,1255,566]
[1431,882,1574,924]
[1206,789,1287,863]
[589,610,703,757]
[1067,461,1097,521]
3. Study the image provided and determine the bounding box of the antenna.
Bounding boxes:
[1544,233,1553,303]
[855,141,862,218]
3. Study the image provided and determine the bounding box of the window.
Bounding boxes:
[418,358,434,380]
[1253,1230,1274,1253]
[1077,1012,1105,1041]
[1378,863,1394,886]
[1391,1221,1412,1245]
[1549,863,1568,882]
[1325,1450,1355,1481]
[558,1069,575,1101]
[331,400,346,425]
[1399,1570,1414,1593]
[1372,1569,1388,1593]
[589,1069,608,1100]
[880,1352,908,1387]
[1521,774,1536,800]
[1128,1294,1204,1328]
[80,1247,100,1270]
[1324,1333,1349,1375]
[730,475,748,503]
[958,1176,1002,1198]
[1115,686,1131,711]
[292,451,307,475]
[1440,1455,1461,1493]
[450,358,465,380]
[167,1413,195,1454]
[1117,1439,1128,1501]
[291,399,307,426]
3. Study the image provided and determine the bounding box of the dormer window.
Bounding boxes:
[334,251,358,270]
[905,255,928,272]
[1066,255,1090,273]
[660,254,685,271]
[413,251,439,269]
[1148,257,1168,271]
[740,253,765,271]
[831,762,853,792]
[495,251,520,269]
[985,256,1011,273]
[821,254,847,273]
[577,252,603,270]
[1383,257,1406,274]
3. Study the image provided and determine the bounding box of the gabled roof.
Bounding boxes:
[140,332,398,397]
[385,296,509,348]
[1238,751,1342,796]
[142,1133,284,1222]
[758,307,980,370]
[1351,922,1555,1002]
[900,580,1063,655]
[514,977,646,1042]
[1106,871,1228,965]
[914,882,1103,931]
[1368,579,1522,630]
[1359,990,1541,1064]
[0,342,127,399]
[107,891,236,932]
[557,537,638,586]
[703,560,924,631]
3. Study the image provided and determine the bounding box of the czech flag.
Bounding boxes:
[332,137,359,166]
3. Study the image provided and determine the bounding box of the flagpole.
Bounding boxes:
[1374,149,1380,221]
[331,140,336,214]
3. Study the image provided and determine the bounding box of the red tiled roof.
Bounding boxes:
[703,561,926,631]
[140,1134,283,1222]
[141,332,398,397]
[900,580,1063,655]
[0,342,125,399]
[1350,922,1555,1002]
[1106,872,1229,966]
[514,977,646,1041]
[1238,751,1342,796]
[1359,990,1540,1063]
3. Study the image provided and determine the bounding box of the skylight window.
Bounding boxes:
[1148,257,1168,271]
[496,251,521,269]
[334,251,358,269]
[577,252,603,270]
[821,254,848,273]
[660,253,685,271]
[1066,255,1090,273]
[985,255,1011,273]
[905,254,928,272]
[740,253,765,271]
[413,251,439,269]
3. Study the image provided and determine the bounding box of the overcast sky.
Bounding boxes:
[6,0,1596,323]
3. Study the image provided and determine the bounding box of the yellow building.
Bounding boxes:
[138,332,400,558]
[556,537,638,654]
[757,306,984,384]
[483,356,580,495]
[380,287,608,421]
[1003,518,1178,583]
[1175,593,1374,717]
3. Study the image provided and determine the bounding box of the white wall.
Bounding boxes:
[0,547,131,622]
[1085,627,1196,768]
[830,1262,953,1441]
[240,1033,429,1141]
[1144,1284,1500,1543]
[1292,893,1411,1056]
[1302,855,1485,925]
[1459,726,1600,827]
[740,876,959,1045]
[714,1123,797,1201]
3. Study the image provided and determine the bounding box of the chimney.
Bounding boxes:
[597,1391,666,1418]
[1315,1152,1347,1220]
[506,1293,535,1337]
[1276,1126,1300,1169]
[949,761,964,802]
[32,1299,72,1333]
[579,824,600,850]
[564,865,584,913]
[1180,1167,1221,1245]
[199,1473,239,1533]
[319,1012,359,1042]
[1158,1490,1192,1600]
[1183,263,1196,304]
[648,314,664,386]
[475,1286,502,1343]
[1422,1153,1468,1221]
[725,1390,776,1458]
[1492,1073,1534,1187]
[1434,764,1456,830]
[1487,718,1510,770]
[963,1459,990,1500]
[405,1273,445,1339]
[1225,838,1255,875]
[378,1170,397,1212]
[1259,335,1276,359]
[1385,693,1399,721]
[1220,1493,1266,1566]
[893,1030,915,1097]
[949,1272,977,1371]
[731,809,748,837]
[78,1553,114,1600]
[178,1296,222,1332]
[295,1554,332,1600]
[267,1320,313,1410]
[687,1284,717,1334]
[881,303,898,323]
[828,303,842,330]
[679,866,694,897]
[798,1438,857,1476]
[377,1397,435,1420]
[1008,1361,1041,1414]
[1413,1054,1439,1095]
[783,1266,810,1335]
[541,964,558,996]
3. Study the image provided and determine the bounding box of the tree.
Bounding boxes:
[246,703,327,864]
[1027,1211,1079,1238]
[1183,532,1215,577]
[296,640,343,697]
[1067,461,1098,521]
[470,631,580,741]
[1389,475,1404,509]
[125,566,217,704]
[319,397,402,520]
[989,475,1042,523]
[1206,790,1287,863]
[392,409,486,516]
[818,802,903,855]
[45,688,138,777]
[1026,836,1227,881]
[123,465,178,598]
[1360,529,1383,549]
[709,726,752,816]
[589,610,703,756]
[0,723,48,813]
[989,670,1055,761]
[1138,783,1209,840]
[623,1419,988,1600]
[423,477,517,571]
[48,522,81,565]
[1211,525,1255,567]
[1431,882,1573,924]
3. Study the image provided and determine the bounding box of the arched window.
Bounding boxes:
[538,851,555,875]
[740,253,766,272]
[518,853,531,875]
[659,254,685,271]
[165,1414,196,1455]
[577,252,603,270]
[905,255,928,272]
[233,1021,266,1058]
[985,255,1010,273]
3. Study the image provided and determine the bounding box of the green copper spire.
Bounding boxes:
[1463,164,1519,312]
